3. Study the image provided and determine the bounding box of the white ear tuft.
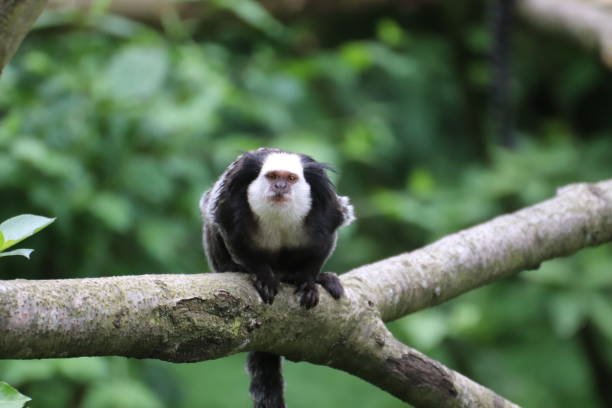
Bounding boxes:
[338,196,355,227]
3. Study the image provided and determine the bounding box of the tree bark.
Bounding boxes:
[0,0,47,72]
[331,320,519,407]
[2,179,611,407]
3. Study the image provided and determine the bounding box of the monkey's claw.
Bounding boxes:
[295,282,319,309]
[253,275,279,305]
[316,272,344,300]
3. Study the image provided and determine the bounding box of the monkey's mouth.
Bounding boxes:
[269,193,289,203]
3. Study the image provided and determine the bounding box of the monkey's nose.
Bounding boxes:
[273,181,288,191]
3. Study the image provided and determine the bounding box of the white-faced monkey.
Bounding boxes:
[200,147,355,408]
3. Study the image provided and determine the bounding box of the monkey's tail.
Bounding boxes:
[247,352,286,408]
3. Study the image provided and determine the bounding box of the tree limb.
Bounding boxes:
[330,319,519,407]
[0,274,519,408]
[347,179,612,322]
[43,0,612,68]
[0,0,47,72]
[518,0,612,67]
[2,179,611,407]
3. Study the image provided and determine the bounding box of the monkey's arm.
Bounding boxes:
[208,195,281,304]
[204,223,245,273]
[221,228,280,304]
[284,201,349,308]
[287,237,343,308]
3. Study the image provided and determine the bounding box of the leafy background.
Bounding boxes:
[1,0,612,407]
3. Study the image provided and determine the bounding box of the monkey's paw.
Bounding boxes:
[316,272,344,300]
[253,275,279,305]
[295,281,319,309]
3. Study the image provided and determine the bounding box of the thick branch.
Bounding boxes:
[0,0,47,72]
[2,179,611,407]
[330,319,519,408]
[0,273,518,408]
[347,179,612,322]
[519,0,612,67]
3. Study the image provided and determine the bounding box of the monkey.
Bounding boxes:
[200,147,355,408]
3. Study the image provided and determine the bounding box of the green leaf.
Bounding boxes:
[0,361,56,384]
[548,292,586,338]
[0,381,31,408]
[102,46,168,100]
[377,19,404,47]
[398,309,448,350]
[589,294,612,341]
[56,358,108,383]
[0,249,34,259]
[89,193,132,232]
[82,381,163,408]
[211,0,284,37]
[0,215,55,252]
[408,168,435,197]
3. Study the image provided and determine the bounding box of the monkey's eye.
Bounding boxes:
[287,174,298,183]
[266,173,277,180]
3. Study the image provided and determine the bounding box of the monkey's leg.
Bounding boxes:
[316,272,344,299]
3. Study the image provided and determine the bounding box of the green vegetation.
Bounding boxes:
[0,381,31,408]
[0,214,55,258]
[1,1,612,407]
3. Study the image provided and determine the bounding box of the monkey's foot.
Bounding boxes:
[253,274,280,305]
[316,272,344,300]
[295,281,319,309]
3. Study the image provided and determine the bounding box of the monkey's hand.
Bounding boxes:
[316,272,344,300]
[252,270,280,305]
[294,281,319,309]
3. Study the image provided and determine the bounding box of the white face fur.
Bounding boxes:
[247,152,312,250]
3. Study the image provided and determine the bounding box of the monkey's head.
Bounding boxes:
[246,151,312,218]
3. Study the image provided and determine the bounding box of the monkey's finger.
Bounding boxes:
[316,272,344,299]
[293,281,308,294]
[297,285,319,309]
[253,279,277,304]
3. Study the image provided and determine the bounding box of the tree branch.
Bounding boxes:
[0,0,47,72]
[518,0,612,67]
[2,179,611,407]
[347,179,612,322]
[330,320,519,407]
[43,0,612,68]
[0,273,519,408]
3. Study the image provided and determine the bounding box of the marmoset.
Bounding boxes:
[200,147,354,408]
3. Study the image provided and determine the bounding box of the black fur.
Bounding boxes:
[203,148,348,307]
[247,352,285,408]
[201,147,352,408]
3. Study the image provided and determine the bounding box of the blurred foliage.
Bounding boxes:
[1,0,612,407]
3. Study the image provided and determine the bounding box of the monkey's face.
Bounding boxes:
[247,152,312,219]
[264,170,299,202]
